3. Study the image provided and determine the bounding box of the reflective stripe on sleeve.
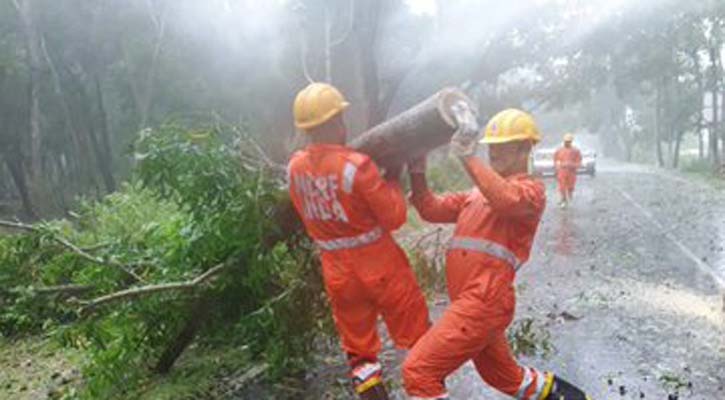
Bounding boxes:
[342,161,357,193]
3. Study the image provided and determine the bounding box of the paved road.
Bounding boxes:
[442,161,725,399]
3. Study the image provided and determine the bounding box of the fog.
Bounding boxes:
[1,0,724,208]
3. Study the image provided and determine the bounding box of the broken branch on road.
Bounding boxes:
[78,262,228,314]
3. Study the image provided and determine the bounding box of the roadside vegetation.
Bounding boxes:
[0,125,331,398]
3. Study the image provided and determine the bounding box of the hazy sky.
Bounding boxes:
[405,0,437,16]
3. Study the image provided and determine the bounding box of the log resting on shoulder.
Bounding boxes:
[350,87,475,169]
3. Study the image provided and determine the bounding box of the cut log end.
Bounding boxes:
[436,87,476,128]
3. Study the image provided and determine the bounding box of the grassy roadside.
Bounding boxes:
[678,158,725,189]
[0,336,271,400]
[0,336,82,399]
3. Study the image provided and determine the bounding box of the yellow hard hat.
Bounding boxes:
[293,82,350,131]
[563,133,574,142]
[480,109,541,144]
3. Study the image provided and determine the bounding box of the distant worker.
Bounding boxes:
[554,133,582,208]
[287,83,430,400]
[402,109,593,400]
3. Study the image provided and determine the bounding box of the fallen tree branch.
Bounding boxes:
[80,262,228,314]
[30,284,94,295]
[0,219,145,283]
[1,284,94,298]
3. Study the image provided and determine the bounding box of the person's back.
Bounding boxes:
[287,82,429,400]
[288,144,403,246]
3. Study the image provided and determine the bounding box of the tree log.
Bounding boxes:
[154,293,212,374]
[350,87,474,168]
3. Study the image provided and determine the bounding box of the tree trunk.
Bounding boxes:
[4,154,36,219]
[710,90,720,166]
[673,129,684,168]
[654,82,665,167]
[323,4,332,83]
[64,66,115,194]
[154,294,211,374]
[41,37,101,192]
[709,44,721,167]
[350,88,473,168]
[693,50,705,161]
[12,0,44,192]
[94,74,116,192]
[355,0,384,128]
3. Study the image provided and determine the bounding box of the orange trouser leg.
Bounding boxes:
[323,241,430,361]
[324,262,381,361]
[557,172,576,193]
[373,246,430,349]
[402,278,515,397]
[472,332,525,396]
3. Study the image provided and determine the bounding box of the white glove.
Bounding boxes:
[449,101,480,158]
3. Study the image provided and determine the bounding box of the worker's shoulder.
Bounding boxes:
[287,149,308,168]
[518,174,546,192]
[339,148,372,167]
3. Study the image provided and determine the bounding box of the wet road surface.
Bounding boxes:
[442,161,725,399]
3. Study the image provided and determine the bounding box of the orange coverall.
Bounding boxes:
[403,157,548,399]
[554,147,582,195]
[287,143,430,364]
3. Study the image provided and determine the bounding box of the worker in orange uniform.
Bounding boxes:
[402,109,593,400]
[287,83,430,400]
[554,133,582,208]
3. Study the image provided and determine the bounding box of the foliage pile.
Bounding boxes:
[0,125,329,398]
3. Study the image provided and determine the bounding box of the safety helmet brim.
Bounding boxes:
[295,101,349,130]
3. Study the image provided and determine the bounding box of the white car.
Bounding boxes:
[533,148,596,177]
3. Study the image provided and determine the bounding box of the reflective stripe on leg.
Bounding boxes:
[531,369,548,399]
[538,372,555,400]
[409,394,450,400]
[352,362,384,394]
[515,367,534,399]
[516,368,551,400]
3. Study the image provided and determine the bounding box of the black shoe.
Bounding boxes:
[542,375,592,400]
[357,383,389,400]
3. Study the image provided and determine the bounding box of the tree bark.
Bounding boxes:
[693,50,705,161]
[93,74,116,192]
[12,0,44,196]
[654,82,665,167]
[709,43,721,166]
[63,65,115,194]
[354,0,384,128]
[40,36,95,190]
[4,155,36,219]
[350,88,473,168]
[154,294,212,374]
[673,129,684,168]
